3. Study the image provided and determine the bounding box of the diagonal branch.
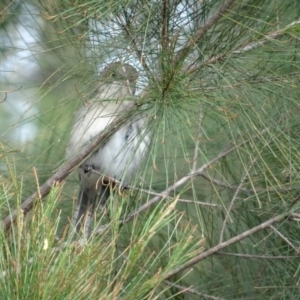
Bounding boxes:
[117,14,151,73]
[163,212,285,280]
[121,139,254,225]
[270,225,300,254]
[216,252,299,260]
[175,0,235,63]
[1,107,137,231]
[219,156,258,243]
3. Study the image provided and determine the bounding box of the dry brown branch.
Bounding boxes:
[120,140,253,225]
[117,14,151,72]
[164,280,226,300]
[1,107,137,231]
[191,108,204,172]
[270,225,300,254]
[163,212,285,280]
[216,252,299,260]
[175,0,235,63]
[186,18,300,74]
[219,157,257,243]
[161,0,168,51]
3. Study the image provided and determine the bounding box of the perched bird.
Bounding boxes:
[67,62,150,238]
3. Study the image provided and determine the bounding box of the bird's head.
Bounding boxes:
[100,62,138,84]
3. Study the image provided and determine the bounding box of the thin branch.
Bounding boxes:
[117,14,151,72]
[191,108,204,173]
[187,18,300,74]
[232,19,300,54]
[175,0,235,63]
[199,172,295,194]
[219,157,257,243]
[290,213,300,221]
[176,198,221,207]
[164,280,226,300]
[216,252,299,260]
[161,0,168,51]
[270,225,300,254]
[120,137,257,225]
[87,168,221,208]
[0,86,22,103]
[1,107,137,231]
[163,212,285,280]
[0,92,7,103]
[200,172,241,190]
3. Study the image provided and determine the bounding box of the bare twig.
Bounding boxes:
[0,92,7,103]
[1,107,137,231]
[216,252,299,260]
[163,212,285,280]
[191,108,204,173]
[270,225,300,254]
[187,18,300,74]
[175,0,235,63]
[161,0,168,51]
[290,213,300,221]
[199,172,294,194]
[120,140,253,225]
[0,86,22,103]
[117,14,150,72]
[232,19,300,54]
[176,198,221,207]
[219,157,257,243]
[164,280,226,300]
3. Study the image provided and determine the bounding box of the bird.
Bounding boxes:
[66,62,150,238]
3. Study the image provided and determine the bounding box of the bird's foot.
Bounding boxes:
[83,164,95,177]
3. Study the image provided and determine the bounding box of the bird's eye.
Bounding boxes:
[111,71,117,77]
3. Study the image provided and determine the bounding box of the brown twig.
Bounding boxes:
[191,108,204,173]
[88,168,221,208]
[0,86,23,103]
[117,14,151,73]
[175,0,235,63]
[270,225,300,254]
[164,280,226,300]
[163,212,285,280]
[120,140,253,225]
[187,23,293,74]
[161,0,168,51]
[219,157,257,243]
[1,108,136,231]
[0,92,7,103]
[216,252,299,260]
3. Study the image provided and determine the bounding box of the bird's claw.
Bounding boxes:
[83,165,95,177]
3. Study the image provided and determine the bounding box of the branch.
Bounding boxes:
[216,252,299,260]
[270,225,300,254]
[219,157,257,243]
[191,107,204,173]
[163,212,285,280]
[161,0,168,51]
[164,280,226,300]
[117,14,151,73]
[232,19,300,54]
[1,108,136,231]
[175,0,235,63]
[199,172,295,194]
[121,139,253,225]
[187,18,300,73]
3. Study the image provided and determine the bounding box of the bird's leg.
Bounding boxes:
[82,164,95,177]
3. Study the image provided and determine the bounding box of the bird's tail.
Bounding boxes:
[72,182,110,239]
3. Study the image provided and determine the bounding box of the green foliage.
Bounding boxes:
[1,0,300,299]
[0,174,202,300]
